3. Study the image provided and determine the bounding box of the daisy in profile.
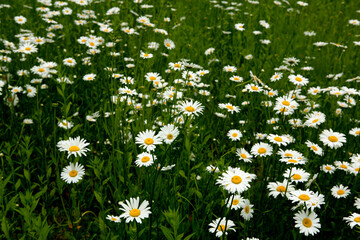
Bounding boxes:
[177,99,204,116]
[235,23,245,31]
[230,75,243,82]
[57,136,90,158]
[223,65,237,73]
[267,180,295,198]
[61,162,85,184]
[331,184,351,199]
[83,73,96,81]
[63,57,77,67]
[159,124,179,144]
[236,148,253,162]
[240,199,254,220]
[135,129,162,152]
[58,120,74,129]
[319,129,346,149]
[284,167,310,183]
[226,195,245,210]
[216,167,256,194]
[227,129,242,141]
[205,48,215,55]
[119,197,151,223]
[106,215,121,223]
[305,140,323,156]
[270,72,283,82]
[250,142,273,157]
[294,210,321,236]
[320,164,336,174]
[349,127,360,137]
[288,74,309,86]
[140,51,153,59]
[350,154,360,164]
[354,197,360,209]
[169,62,185,71]
[219,103,240,114]
[135,152,156,167]
[343,213,360,229]
[289,189,317,208]
[208,217,236,238]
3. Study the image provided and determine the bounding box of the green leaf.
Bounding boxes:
[178,170,187,179]
[24,169,30,182]
[184,233,196,240]
[94,191,103,205]
[160,225,174,240]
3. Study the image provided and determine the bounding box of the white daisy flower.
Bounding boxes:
[57,136,90,158]
[135,129,162,152]
[227,129,242,141]
[319,129,346,149]
[159,124,179,144]
[250,142,273,157]
[343,213,360,229]
[208,217,236,238]
[60,162,85,184]
[294,210,321,236]
[331,184,351,199]
[119,197,151,223]
[216,167,256,194]
[135,152,156,167]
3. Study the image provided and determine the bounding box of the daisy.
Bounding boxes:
[240,199,254,221]
[267,180,296,198]
[177,99,204,117]
[57,136,90,158]
[343,213,360,229]
[58,120,74,129]
[106,215,121,223]
[334,161,350,172]
[164,39,175,49]
[223,65,237,73]
[119,197,151,223]
[267,134,291,146]
[235,23,245,31]
[236,148,253,162]
[227,129,242,141]
[23,119,33,124]
[216,167,256,194]
[205,48,215,55]
[169,62,185,71]
[208,217,236,238]
[350,154,360,164]
[14,16,27,24]
[226,195,245,210]
[159,124,179,144]
[63,57,77,67]
[83,73,96,81]
[320,164,336,174]
[251,142,273,157]
[230,75,243,82]
[289,189,317,208]
[305,140,323,156]
[135,129,162,152]
[284,167,310,183]
[206,165,220,173]
[349,128,360,137]
[219,103,240,114]
[60,162,85,184]
[135,152,156,167]
[289,74,309,86]
[354,198,360,209]
[331,184,351,199]
[140,51,153,59]
[294,210,321,236]
[319,129,346,149]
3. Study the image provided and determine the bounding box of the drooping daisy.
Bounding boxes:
[343,213,360,229]
[240,199,254,220]
[250,142,273,157]
[227,129,242,141]
[106,215,121,223]
[135,129,162,152]
[319,129,346,149]
[60,162,85,184]
[294,210,321,236]
[216,167,256,194]
[331,184,351,199]
[208,217,236,238]
[177,99,204,117]
[283,167,310,183]
[135,152,156,167]
[226,195,245,210]
[236,148,253,163]
[159,124,179,144]
[267,180,296,198]
[119,197,151,223]
[57,136,90,158]
[305,140,324,156]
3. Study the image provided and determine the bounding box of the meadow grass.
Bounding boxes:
[0,0,360,239]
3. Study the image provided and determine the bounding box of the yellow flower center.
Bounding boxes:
[355,131,360,135]
[240,153,247,159]
[337,190,345,195]
[144,54,149,57]
[340,164,347,169]
[167,134,173,140]
[295,77,302,82]
[69,170,78,177]
[232,133,238,137]
[67,59,73,63]
[274,137,283,142]
[226,105,234,110]
[185,106,195,112]
[90,42,95,46]
[269,92,274,96]
[325,166,332,170]
[111,217,117,221]
[234,77,239,81]
[141,156,150,163]
[69,146,80,152]
[174,63,181,68]
[285,153,293,157]
[354,217,360,223]
[251,86,259,91]
[302,218,312,228]
[129,209,140,217]
[150,76,156,81]
[274,75,279,79]
[292,174,301,180]
[231,176,242,184]
[217,225,226,231]
[311,146,318,151]
[288,159,297,163]
[258,148,266,154]
[25,47,31,51]
[328,136,338,142]
[276,186,286,192]
[312,119,319,123]
[38,68,45,72]
[244,206,249,213]
[299,194,310,201]
[144,138,154,145]
[27,89,32,92]
[282,100,290,106]
[232,199,239,205]
[166,43,171,47]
